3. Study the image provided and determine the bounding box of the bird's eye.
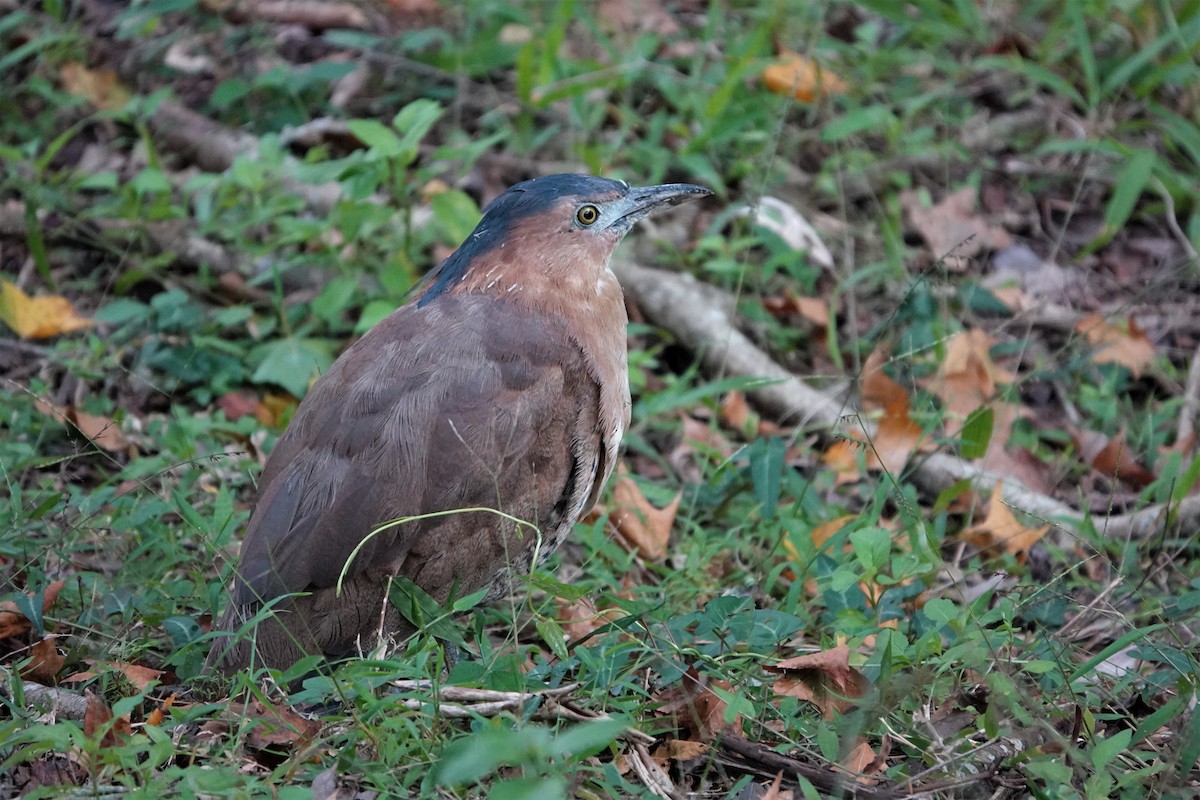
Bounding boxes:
[576,204,600,226]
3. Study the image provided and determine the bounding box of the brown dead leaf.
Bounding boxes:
[838,738,879,782]
[611,464,680,559]
[961,481,1049,558]
[1071,427,1155,488]
[923,330,1013,437]
[826,347,924,478]
[20,636,65,684]
[556,597,625,641]
[679,414,737,458]
[1075,314,1156,377]
[762,50,847,101]
[83,660,166,691]
[256,392,297,427]
[769,643,868,719]
[596,0,678,36]
[901,187,1012,266]
[665,739,709,761]
[809,515,857,549]
[70,409,128,452]
[0,580,65,639]
[246,698,322,751]
[655,667,741,741]
[60,62,132,110]
[0,280,92,339]
[763,292,830,327]
[84,690,132,748]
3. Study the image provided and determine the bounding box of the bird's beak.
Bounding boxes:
[610,183,712,229]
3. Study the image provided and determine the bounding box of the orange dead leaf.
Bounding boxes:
[961,481,1049,558]
[859,347,907,412]
[84,690,132,748]
[760,772,786,799]
[1075,314,1156,377]
[809,515,857,549]
[870,401,923,477]
[1071,427,1155,488]
[769,643,868,719]
[924,330,1013,436]
[720,390,753,432]
[0,580,65,639]
[20,636,65,684]
[60,62,132,110]
[821,439,862,485]
[762,50,847,101]
[611,464,680,559]
[0,280,92,339]
[146,693,177,727]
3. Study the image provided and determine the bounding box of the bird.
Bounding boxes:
[205,173,711,674]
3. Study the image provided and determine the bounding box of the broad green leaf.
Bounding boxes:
[959,406,994,460]
[1090,728,1132,771]
[251,338,333,397]
[1103,148,1156,239]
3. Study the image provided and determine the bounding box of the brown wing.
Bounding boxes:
[232,293,604,606]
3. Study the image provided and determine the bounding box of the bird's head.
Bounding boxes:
[418,174,711,306]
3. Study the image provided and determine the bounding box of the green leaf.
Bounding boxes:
[491,777,568,800]
[747,437,787,518]
[251,338,333,397]
[431,189,482,244]
[821,105,897,143]
[1090,728,1132,771]
[548,717,628,759]
[959,406,994,460]
[347,119,402,157]
[535,617,569,662]
[392,99,444,167]
[1103,148,1156,239]
[923,597,958,626]
[849,526,891,573]
[1180,700,1200,780]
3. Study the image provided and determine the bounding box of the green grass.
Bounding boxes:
[2,0,1200,797]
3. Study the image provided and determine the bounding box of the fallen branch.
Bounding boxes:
[613,260,1200,541]
[0,679,90,720]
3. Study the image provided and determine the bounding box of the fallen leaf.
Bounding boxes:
[216,391,260,421]
[20,636,65,684]
[760,772,789,800]
[69,409,128,452]
[0,580,65,639]
[246,698,322,751]
[610,464,681,559]
[838,738,879,782]
[60,62,132,110]
[763,292,831,326]
[900,187,1012,267]
[0,280,92,339]
[769,643,869,719]
[923,330,1013,436]
[665,739,709,761]
[821,439,862,485]
[556,597,625,641]
[762,50,847,102]
[1075,314,1156,377]
[1071,427,1155,488]
[84,690,132,748]
[146,694,176,727]
[654,667,741,741]
[961,481,1049,558]
[256,393,297,427]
